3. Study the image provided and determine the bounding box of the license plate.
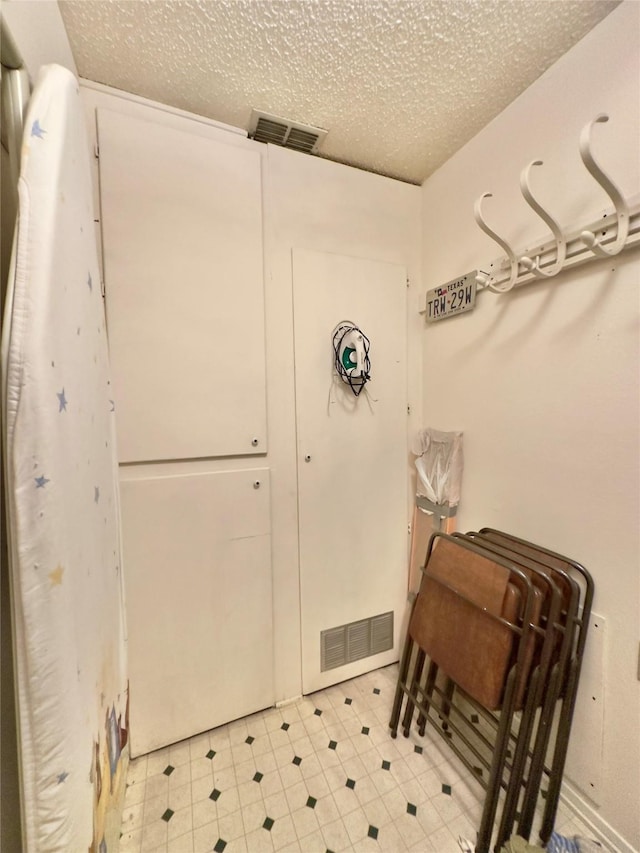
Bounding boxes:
[425,272,477,322]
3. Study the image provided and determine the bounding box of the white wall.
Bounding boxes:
[420,3,639,850]
[79,83,422,708]
[1,0,77,80]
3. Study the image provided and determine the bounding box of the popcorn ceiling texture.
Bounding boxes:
[59,0,619,184]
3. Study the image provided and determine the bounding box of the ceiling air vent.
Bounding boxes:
[248,109,327,154]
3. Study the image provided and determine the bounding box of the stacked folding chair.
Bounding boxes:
[389,530,593,853]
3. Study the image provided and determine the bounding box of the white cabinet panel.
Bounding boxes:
[293,249,408,694]
[120,468,273,756]
[97,109,267,462]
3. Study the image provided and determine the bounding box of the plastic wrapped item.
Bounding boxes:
[413,427,463,506]
[408,428,464,594]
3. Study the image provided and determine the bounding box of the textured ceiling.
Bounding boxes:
[59,0,619,184]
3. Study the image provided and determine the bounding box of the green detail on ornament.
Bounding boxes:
[341,346,356,371]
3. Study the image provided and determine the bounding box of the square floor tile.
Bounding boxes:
[146,749,171,777]
[362,797,393,829]
[124,779,147,808]
[119,827,143,853]
[263,790,290,821]
[285,780,310,813]
[140,818,168,851]
[299,755,322,780]
[297,829,325,851]
[314,793,341,827]
[291,805,320,840]
[269,813,297,851]
[167,804,193,840]
[146,773,169,801]
[193,797,217,830]
[395,811,426,848]
[216,788,241,818]
[353,775,381,808]
[244,826,274,852]
[238,780,263,808]
[167,782,192,813]
[342,806,369,844]
[192,819,219,850]
[121,802,145,833]
[242,800,270,834]
[321,817,352,851]
[217,809,247,842]
[306,771,331,800]
[279,762,304,790]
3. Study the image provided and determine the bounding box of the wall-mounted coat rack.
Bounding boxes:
[422,114,640,318]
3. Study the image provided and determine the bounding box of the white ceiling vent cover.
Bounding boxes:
[248,109,327,154]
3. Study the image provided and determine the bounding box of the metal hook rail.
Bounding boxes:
[477,113,639,293]
[422,114,639,315]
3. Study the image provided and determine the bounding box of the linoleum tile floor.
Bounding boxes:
[119,664,593,853]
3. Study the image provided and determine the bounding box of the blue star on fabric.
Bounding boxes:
[31,119,46,139]
[57,389,68,412]
[35,476,50,488]
[94,486,100,504]
[56,771,68,784]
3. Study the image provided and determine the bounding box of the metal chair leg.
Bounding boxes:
[402,647,425,737]
[389,633,414,738]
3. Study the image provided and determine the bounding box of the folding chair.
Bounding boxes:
[478,529,593,845]
[390,529,593,852]
[389,533,538,853]
[456,532,567,848]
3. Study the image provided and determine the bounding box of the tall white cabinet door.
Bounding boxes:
[97,109,267,463]
[120,468,273,756]
[293,249,408,694]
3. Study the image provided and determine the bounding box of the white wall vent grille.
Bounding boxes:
[347,620,370,663]
[248,109,327,154]
[320,611,394,672]
[371,612,395,655]
[321,626,347,672]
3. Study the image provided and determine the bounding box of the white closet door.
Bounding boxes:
[293,249,408,694]
[97,109,267,463]
[120,468,273,756]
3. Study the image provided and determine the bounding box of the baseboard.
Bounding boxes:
[560,780,638,853]
[275,695,302,709]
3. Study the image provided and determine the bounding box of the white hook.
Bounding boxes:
[579,114,629,257]
[473,193,519,292]
[519,160,566,278]
[474,270,490,288]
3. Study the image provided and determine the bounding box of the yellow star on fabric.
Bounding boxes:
[49,565,64,586]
